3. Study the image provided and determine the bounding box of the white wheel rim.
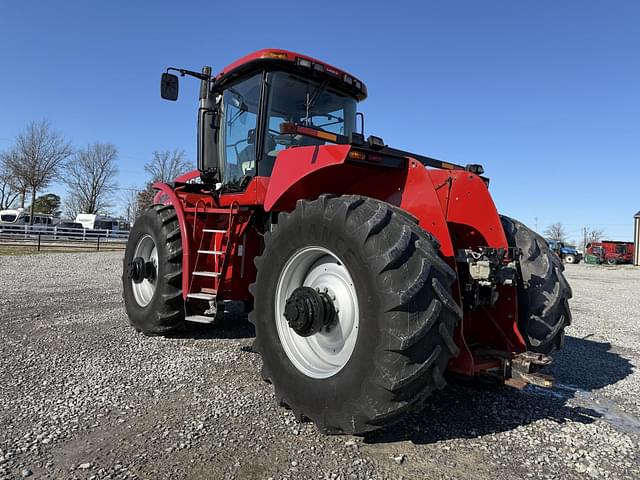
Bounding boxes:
[275,246,359,379]
[131,234,158,307]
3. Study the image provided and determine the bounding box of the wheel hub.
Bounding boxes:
[275,246,359,379]
[127,256,156,284]
[284,286,337,337]
[130,234,158,308]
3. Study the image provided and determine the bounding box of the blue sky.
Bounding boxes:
[1,1,638,242]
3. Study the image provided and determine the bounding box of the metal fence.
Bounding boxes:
[0,224,129,252]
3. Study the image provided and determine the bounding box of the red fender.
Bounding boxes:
[152,181,193,296]
[265,148,456,259]
[264,145,351,211]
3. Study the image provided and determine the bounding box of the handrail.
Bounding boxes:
[192,199,208,241]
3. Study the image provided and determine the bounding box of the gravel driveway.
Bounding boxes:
[0,253,638,479]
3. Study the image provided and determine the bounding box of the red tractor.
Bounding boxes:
[122,49,572,435]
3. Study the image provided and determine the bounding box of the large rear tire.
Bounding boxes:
[122,204,185,335]
[500,216,572,354]
[250,195,462,434]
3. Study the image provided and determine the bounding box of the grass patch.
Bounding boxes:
[0,245,41,256]
[0,245,124,256]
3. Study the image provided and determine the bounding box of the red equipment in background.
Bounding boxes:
[586,240,634,265]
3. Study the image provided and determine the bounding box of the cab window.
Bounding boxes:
[219,73,263,188]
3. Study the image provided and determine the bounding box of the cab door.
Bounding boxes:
[218,73,264,192]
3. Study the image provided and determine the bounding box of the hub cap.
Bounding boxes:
[275,247,359,379]
[284,286,337,337]
[130,234,158,307]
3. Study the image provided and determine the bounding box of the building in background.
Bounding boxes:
[634,212,640,266]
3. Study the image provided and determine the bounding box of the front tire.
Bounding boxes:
[564,254,576,264]
[501,216,572,354]
[122,205,185,335]
[250,195,462,434]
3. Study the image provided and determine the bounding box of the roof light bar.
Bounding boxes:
[262,51,288,60]
[261,53,366,99]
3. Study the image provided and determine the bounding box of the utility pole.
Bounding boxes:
[583,227,587,252]
[534,217,538,232]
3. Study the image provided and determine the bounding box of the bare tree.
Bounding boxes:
[137,182,156,212]
[543,222,568,242]
[586,227,605,243]
[5,120,73,223]
[120,187,142,225]
[581,227,606,250]
[63,142,119,214]
[63,194,84,220]
[144,149,193,183]
[0,150,23,209]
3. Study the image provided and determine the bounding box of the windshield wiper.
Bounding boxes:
[227,87,249,126]
[303,80,329,125]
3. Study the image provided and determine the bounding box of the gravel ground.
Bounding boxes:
[0,253,638,480]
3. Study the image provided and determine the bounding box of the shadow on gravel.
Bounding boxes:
[364,335,634,445]
[169,302,256,341]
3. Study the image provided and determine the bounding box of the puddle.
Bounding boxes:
[525,383,640,437]
[571,390,640,436]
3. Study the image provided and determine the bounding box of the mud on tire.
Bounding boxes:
[122,204,185,335]
[500,215,572,354]
[250,195,462,434]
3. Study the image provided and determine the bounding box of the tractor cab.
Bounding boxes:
[161,49,366,193]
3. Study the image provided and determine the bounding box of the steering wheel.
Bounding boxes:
[226,138,248,159]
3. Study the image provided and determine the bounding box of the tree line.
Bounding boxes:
[0,120,193,224]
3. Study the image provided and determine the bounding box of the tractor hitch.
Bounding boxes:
[504,351,554,389]
[472,350,554,389]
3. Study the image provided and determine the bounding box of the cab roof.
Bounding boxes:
[215,48,367,101]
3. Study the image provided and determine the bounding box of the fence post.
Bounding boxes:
[37,233,41,252]
[97,235,100,252]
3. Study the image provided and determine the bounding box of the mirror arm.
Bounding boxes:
[167,67,212,82]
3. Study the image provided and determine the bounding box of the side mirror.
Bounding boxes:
[161,73,179,101]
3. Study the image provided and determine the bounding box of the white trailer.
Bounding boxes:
[75,214,120,231]
[0,208,54,226]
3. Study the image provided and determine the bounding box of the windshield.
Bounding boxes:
[0,214,17,223]
[259,72,357,176]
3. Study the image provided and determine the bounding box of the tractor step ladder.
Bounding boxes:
[184,214,237,324]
